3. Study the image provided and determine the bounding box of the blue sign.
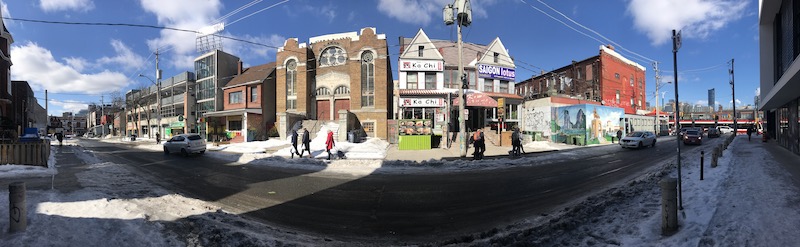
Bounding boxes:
[477,64,515,80]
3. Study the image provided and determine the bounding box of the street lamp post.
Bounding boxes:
[139,74,161,140]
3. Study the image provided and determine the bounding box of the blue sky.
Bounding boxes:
[1,0,759,116]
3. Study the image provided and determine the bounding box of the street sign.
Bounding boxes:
[497,98,505,118]
[673,30,682,51]
[178,115,184,121]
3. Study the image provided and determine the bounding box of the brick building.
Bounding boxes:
[204,62,276,143]
[275,27,393,140]
[515,45,646,114]
[0,13,13,131]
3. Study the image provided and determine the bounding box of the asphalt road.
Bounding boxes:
[82,136,716,244]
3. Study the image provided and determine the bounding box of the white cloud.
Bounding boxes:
[224,33,285,61]
[755,87,760,96]
[377,0,495,26]
[63,57,88,72]
[51,99,88,114]
[627,0,749,45]
[97,40,146,71]
[10,42,131,94]
[39,0,94,12]
[729,99,742,105]
[140,0,222,69]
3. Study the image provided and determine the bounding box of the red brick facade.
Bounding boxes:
[516,45,646,114]
[276,27,394,139]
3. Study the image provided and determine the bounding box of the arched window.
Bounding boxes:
[319,46,347,67]
[286,60,297,110]
[334,85,350,95]
[361,51,375,107]
[316,87,330,96]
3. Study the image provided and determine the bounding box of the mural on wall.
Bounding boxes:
[522,106,551,137]
[552,104,623,145]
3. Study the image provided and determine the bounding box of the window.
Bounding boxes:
[467,70,477,89]
[418,45,424,57]
[630,75,634,86]
[229,91,242,104]
[319,46,347,67]
[484,79,494,92]
[250,86,258,102]
[407,73,418,89]
[194,55,216,79]
[362,122,375,137]
[228,120,242,130]
[615,73,620,79]
[196,78,215,101]
[334,85,350,95]
[631,98,634,107]
[361,51,375,107]
[616,90,620,104]
[499,80,509,93]
[424,72,436,89]
[493,52,499,63]
[286,60,297,110]
[316,87,330,96]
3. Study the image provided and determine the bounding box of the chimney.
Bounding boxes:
[237,60,243,75]
[607,44,615,51]
[398,36,405,54]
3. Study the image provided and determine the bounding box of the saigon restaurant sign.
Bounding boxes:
[400,97,445,107]
[400,59,443,72]
[477,64,515,80]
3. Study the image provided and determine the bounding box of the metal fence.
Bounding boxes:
[0,140,51,167]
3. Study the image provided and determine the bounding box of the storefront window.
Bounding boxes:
[483,79,493,92]
[499,80,509,93]
[468,70,477,89]
[407,73,418,89]
[425,72,436,89]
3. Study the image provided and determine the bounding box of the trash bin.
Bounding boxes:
[130,135,137,141]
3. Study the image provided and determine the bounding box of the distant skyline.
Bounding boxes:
[1,0,759,116]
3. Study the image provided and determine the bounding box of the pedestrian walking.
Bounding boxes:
[299,128,311,158]
[511,127,521,156]
[56,132,64,146]
[747,126,753,141]
[472,129,485,160]
[156,132,161,144]
[325,130,336,160]
[616,129,623,144]
[290,129,299,158]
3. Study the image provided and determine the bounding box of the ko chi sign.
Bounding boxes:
[400,97,445,107]
[399,59,443,71]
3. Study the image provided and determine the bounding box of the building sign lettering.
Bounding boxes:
[477,64,515,80]
[400,97,445,107]
[399,59,443,72]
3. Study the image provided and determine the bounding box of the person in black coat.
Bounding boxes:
[299,128,311,158]
[290,129,299,158]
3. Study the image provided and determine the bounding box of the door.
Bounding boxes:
[334,99,350,120]
[317,100,331,121]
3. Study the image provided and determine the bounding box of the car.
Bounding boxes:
[707,128,720,138]
[163,134,206,156]
[717,126,734,134]
[620,131,657,149]
[683,130,703,145]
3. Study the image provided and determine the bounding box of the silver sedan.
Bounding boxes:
[163,134,207,156]
[620,131,657,149]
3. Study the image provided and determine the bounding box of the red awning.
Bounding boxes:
[452,93,499,108]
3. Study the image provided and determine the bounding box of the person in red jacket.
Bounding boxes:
[325,130,335,160]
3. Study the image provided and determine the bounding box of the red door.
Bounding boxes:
[317,100,330,121]
[334,99,350,120]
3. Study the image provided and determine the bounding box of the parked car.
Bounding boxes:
[620,131,657,149]
[163,134,206,156]
[683,130,703,145]
[717,126,734,134]
[707,128,721,138]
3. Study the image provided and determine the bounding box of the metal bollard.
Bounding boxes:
[712,148,719,168]
[718,144,724,157]
[9,182,27,233]
[660,178,678,235]
[700,151,704,180]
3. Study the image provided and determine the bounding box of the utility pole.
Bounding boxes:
[672,29,683,210]
[155,49,162,139]
[730,59,736,133]
[653,61,660,134]
[101,95,104,137]
[444,0,472,157]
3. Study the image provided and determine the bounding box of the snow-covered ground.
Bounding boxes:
[1,134,798,246]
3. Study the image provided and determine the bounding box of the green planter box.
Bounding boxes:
[398,135,432,150]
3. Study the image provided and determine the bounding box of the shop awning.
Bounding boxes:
[202,108,262,117]
[452,93,498,108]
